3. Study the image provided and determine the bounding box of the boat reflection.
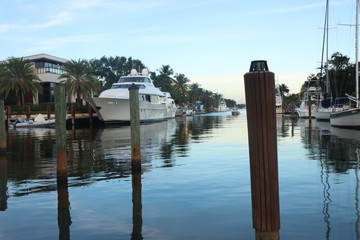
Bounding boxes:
[4,114,238,198]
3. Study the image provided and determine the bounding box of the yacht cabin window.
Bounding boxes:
[118,77,151,83]
[111,84,145,89]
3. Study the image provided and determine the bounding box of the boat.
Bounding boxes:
[295,83,322,118]
[275,84,283,114]
[86,69,178,123]
[12,113,55,128]
[217,95,228,112]
[231,108,240,115]
[330,0,360,128]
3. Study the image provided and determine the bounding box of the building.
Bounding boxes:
[1,53,68,105]
[23,53,68,104]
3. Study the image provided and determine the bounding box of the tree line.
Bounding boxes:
[0,55,238,110]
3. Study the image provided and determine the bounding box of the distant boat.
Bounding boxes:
[86,69,178,123]
[231,109,240,115]
[295,84,322,118]
[12,113,55,128]
[217,95,228,112]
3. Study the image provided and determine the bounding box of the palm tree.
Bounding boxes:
[154,65,174,92]
[172,73,190,105]
[278,83,289,97]
[0,57,42,106]
[59,59,99,103]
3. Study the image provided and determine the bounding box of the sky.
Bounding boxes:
[0,0,358,103]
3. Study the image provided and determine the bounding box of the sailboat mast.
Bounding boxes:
[326,0,329,93]
[356,0,359,108]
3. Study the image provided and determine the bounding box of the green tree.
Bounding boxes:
[59,59,99,103]
[153,65,174,93]
[89,56,145,89]
[188,83,204,104]
[172,73,190,105]
[278,83,289,97]
[0,57,42,106]
[327,52,354,98]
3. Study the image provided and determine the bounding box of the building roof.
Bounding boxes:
[23,53,68,64]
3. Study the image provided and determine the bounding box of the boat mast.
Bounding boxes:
[326,0,329,93]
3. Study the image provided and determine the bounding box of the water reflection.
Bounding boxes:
[0,152,7,211]
[131,162,142,240]
[3,115,236,200]
[288,117,360,239]
[57,151,71,240]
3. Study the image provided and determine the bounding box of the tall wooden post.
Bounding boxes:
[244,60,280,237]
[54,83,71,238]
[55,84,67,181]
[26,105,31,120]
[47,105,51,120]
[6,106,11,121]
[88,104,93,125]
[129,83,141,162]
[71,105,76,128]
[0,97,6,150]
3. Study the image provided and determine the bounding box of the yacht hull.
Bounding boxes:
[86,97,177,122]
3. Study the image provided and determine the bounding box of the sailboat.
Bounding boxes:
[315,0,333,121]
[330,0,360,128]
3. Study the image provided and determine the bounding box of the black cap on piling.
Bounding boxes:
[128,83,139,90]
[249,60,269,72]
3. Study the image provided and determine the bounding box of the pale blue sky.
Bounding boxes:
[0,0,358,103]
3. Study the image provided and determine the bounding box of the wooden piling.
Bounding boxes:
[54,83,67,177]
[129,83,141,162]
[88,104,93,125]
[6,106,11,120]
[47,105,51,120]
[71,105,75,128]
[26,105,31,120]
[0,98,6,150]
[244,60,280,234]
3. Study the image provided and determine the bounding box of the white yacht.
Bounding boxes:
[86,69,178,123]
[295,85,322,118]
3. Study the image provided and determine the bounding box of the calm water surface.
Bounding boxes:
[0,110,359,240]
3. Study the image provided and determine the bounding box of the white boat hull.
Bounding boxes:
[15,119,55,128]
[295,108,315,118]
[330,108,360,127]
[86,97,178,122]
[314,108,331,121]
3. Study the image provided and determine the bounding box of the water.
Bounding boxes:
[0,110,359,240]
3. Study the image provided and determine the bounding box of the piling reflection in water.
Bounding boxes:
[131,161,142,240]
[0,152,7,211]
[57,150,71,240]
